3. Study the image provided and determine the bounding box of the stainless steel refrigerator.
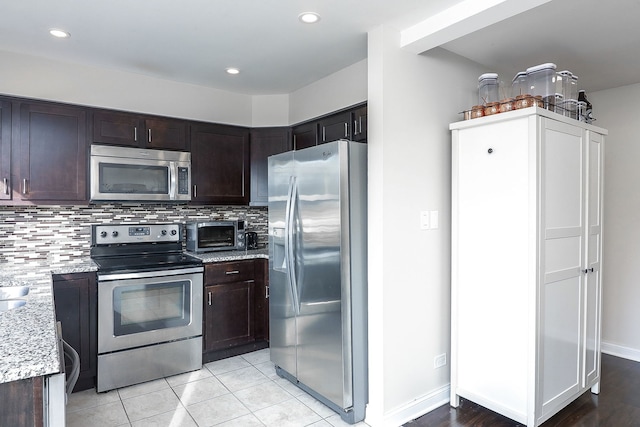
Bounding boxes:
[268,139,368,424]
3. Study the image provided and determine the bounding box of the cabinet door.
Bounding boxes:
[250,127,291,206]
[204,282,254,351]
[351,105,367,142]
[19,102,87,201]
[584,130,604,387]
[0,377,44,427]
[254,259,269,341]
[145,117,188,151]
[319,111,350,144]
[92,110,141,147]
[292,122,317,150]
[0,100,11,200]
[52,273,97,392]
[539,118,585,417]
[191,123,250,205]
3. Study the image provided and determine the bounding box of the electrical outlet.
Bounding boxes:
[434,353,447,369]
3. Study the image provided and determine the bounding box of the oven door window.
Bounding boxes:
[99,163,169,195]
[113,281,191,336]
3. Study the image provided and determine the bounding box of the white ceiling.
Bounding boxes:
[1,0,638,96]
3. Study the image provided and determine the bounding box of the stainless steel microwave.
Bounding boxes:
[90,144,191,202]
[186,221,246,253]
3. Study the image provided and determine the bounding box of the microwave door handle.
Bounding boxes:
[169,162,177,200]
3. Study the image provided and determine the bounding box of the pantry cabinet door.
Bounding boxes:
[584,130,603,387]
[538,118,585,419]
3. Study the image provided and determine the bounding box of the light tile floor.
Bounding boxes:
[66,348,370,427]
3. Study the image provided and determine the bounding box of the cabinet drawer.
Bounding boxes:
[205,261,255,284]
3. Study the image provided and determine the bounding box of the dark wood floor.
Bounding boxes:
[405,354,640,426]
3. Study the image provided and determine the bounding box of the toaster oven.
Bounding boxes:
[185,221,246,253]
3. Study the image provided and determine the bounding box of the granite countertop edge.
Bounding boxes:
[0,260,98,384]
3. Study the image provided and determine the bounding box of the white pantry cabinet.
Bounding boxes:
[449,107,607,427]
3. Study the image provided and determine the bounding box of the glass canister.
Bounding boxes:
[511,72,527,97]
[556,70,572,101]
[478,73,499,105]
[526,63,557,108]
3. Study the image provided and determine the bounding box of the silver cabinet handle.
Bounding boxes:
[3,178,8,195]
[208,291,212,306]
[344,122,348,137]
[22,179,28,195]
[265,286,269,299]
[134,127,138,142]
[148,129,152,143]
[225,270,240,275]
[193,184,197,198]
[322,127,326,142]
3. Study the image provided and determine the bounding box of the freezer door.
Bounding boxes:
[294,142,353,410]
[268,150,298,377]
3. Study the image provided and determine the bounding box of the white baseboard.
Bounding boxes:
[601,341,640,362]
[366,385,449,427]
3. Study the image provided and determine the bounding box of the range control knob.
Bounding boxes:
[171,229,177,236]
[161,230,167,236]
[100,231,107,238]
[112,231,119,237]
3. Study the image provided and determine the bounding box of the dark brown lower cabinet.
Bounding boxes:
[204,281,254,351]
[203,260,269,362]
[52,272,97,392]
[0,377,44,427]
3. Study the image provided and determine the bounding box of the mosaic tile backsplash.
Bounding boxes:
[0,204,268,269]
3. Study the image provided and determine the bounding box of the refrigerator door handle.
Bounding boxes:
[285,176,300,314]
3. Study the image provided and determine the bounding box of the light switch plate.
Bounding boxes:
[420,211,430,230]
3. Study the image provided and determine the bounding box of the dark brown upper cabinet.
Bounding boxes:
[250,127,291,206]
[0,100,11,200]
[319,111,351,144]
[292,122,318,150]
[190,123,250,205]
[92,110,188,151]
[291,103,367,150]
[18,101,87,202]
[351,105,367,142]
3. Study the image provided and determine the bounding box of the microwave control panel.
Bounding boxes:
[177,167,189,195]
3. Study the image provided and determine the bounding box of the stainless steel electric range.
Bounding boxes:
[90,223,203,393]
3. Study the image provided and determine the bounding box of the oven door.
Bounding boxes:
[97,267,203,354]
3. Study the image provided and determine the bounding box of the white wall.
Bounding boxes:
[251,94,289,127]
[366,25,486,426]
[288,59,367,124]
[0,49,254,126]
[590,85,640,361]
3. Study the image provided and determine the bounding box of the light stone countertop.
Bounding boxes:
[188,246,269,263]
[0,260,98,384]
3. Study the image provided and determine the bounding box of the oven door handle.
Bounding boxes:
[98,266,204,281]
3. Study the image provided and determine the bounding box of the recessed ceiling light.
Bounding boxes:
[226,67,240,75]
[298,12,321,24]
[49,28,70,38]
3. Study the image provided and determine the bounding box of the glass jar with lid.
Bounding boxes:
[526,63,557,109]
[478,73,499,105]
[511,72,527,97]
